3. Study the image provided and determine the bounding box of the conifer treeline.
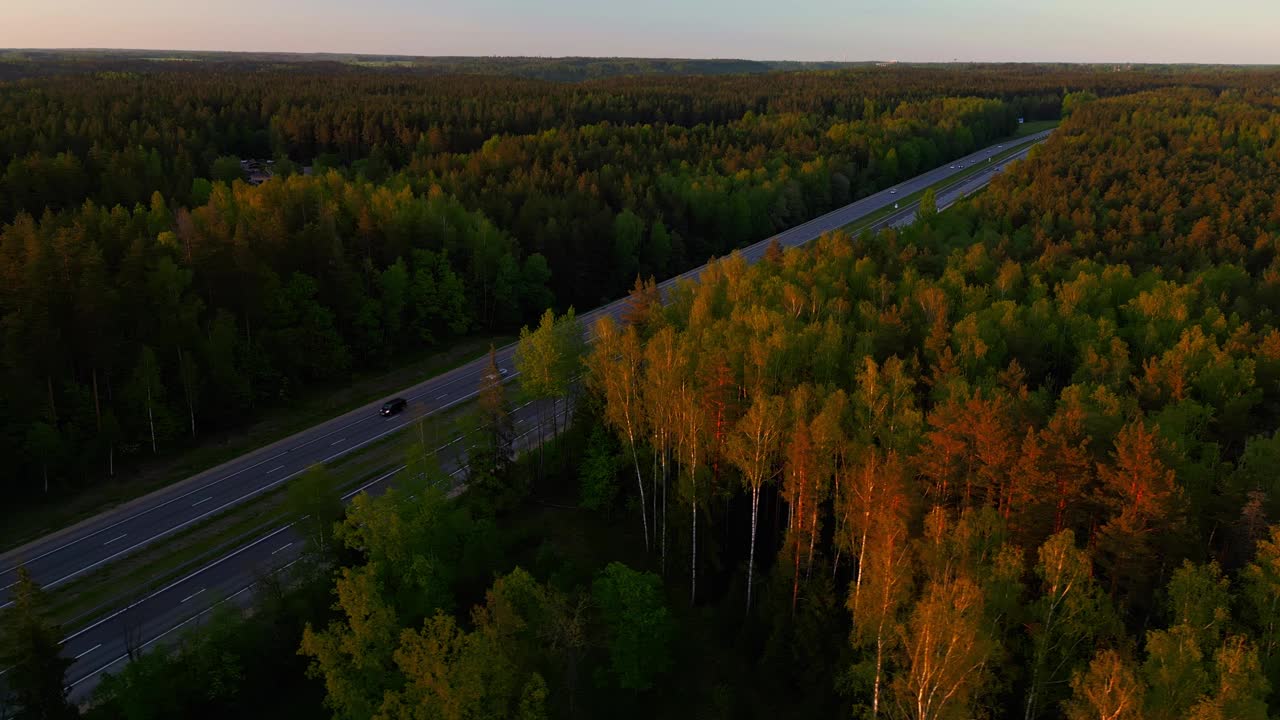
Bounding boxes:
[0,65,1064,506]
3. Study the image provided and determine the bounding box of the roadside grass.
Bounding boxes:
[839,134,1045,236]
[14,128,1052,630]
[2,333,509,552]
[50,445,393,632]
[1016,119,1060,137]
[46,397,486,632]
[4,125,1056,555]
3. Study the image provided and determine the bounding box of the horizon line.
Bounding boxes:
[3,48,1276,68]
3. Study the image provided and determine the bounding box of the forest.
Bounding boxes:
[0,60,1163,515]
[6,77,1280,719]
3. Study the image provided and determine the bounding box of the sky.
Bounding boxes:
[3,0,1277,65]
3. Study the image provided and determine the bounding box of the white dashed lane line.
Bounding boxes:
[74,644,101,660]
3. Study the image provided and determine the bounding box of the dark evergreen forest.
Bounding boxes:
[0,61,1156,510]
[6,59,1280,720]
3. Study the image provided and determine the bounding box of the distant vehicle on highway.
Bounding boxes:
[380,397,408,416]
[889,188,896,194]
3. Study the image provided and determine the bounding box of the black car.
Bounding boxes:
[380,397,407,417]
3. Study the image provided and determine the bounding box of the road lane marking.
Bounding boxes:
[330,438,345,446]
[0,346,527,575]
[271,542,292,556]
[74,644,101,660]
[437,393,448,400]
[1,390,393,572]
[69,584,256,689]
[7,131,1050,611]
[191,497,212,507]
[60,524,296,644]
[60,400,578,685]
[103,534,127,546]
[267,465,284,474]
[341,466,405,501]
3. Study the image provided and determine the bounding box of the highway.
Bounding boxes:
[0,128,1048,700]
[0,128,1048,608]
[57,395,569,703]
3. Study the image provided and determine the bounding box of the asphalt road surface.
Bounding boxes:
[0,129,1050,609]
[0,128,1049,700]
[57,395,569,703]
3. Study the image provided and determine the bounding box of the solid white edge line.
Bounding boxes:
[8,131,1049,607]
[65,398,571,689]
[60,523,296,644]
[1,347,524,577]
[74,644,101,660]
[340,466,406,501]
[68,584,256,688]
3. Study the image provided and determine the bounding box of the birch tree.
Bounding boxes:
[643,326,681,572]
[515,308,583,475]
[672,338,705,603]
[892,576,993,720]
[725,392,785,612]
[587,316,650,550]
[1024,530,1116,720]
[1064,650,1146,720]
[846,449,913,717]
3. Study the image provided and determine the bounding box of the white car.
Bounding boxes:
[889,188,896,194]
[949,165,955,169]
